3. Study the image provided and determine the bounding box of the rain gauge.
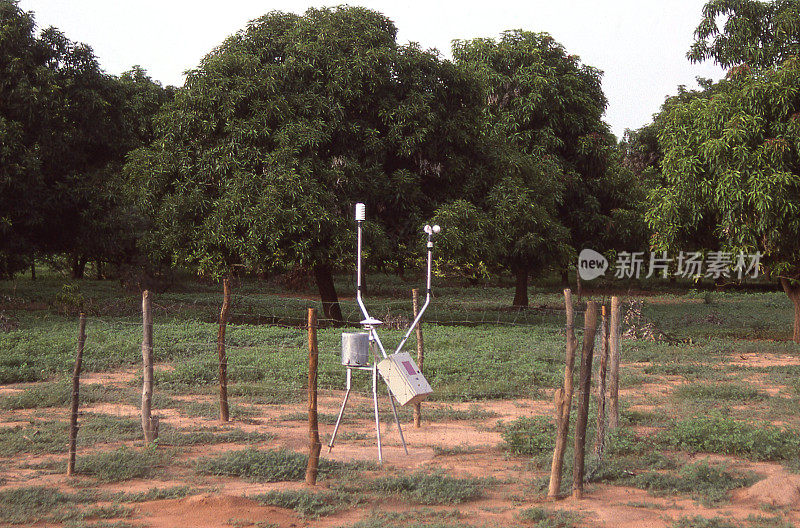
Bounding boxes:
[328,203,438,462]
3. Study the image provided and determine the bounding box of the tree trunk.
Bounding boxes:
[780,278,800,343]
[30,257,36,281]
[513,268,529,307]
[217,278,231,422]
[71,255,88,279]
[561,270,569,287]
[95,260,103,280]
[314,263,343,322]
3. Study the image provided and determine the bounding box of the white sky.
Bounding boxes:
[18,0,726,139]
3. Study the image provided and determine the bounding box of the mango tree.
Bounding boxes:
[125,6,484,320]
[647,60,800,341]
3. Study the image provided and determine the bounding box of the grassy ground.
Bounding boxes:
[1,269,799,527]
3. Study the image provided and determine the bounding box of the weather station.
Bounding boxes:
[328,203,438,462]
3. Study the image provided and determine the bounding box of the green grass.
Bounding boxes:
[0,413,151,456]
[342,509,469,528]
[194,447,373,482]
[157,425,271,446]
[368,471,485,504]
[631,459,755,506]
[0,380,118,409]
[251,489,357,518]
[518,507,583,527]
[673,382,767,402]
[110,486,195,502]
[501,416,556,456]
[661,414,800,461]
[672,517,738,528]
[0,486,92,524]
[75,446,170,481]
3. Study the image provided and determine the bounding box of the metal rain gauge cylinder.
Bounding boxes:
[341,332,369,366]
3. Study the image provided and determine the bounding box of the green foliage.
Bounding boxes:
[125,5,485,301]
[436,30,631,304]
[0,380,115,410]
[75,446,168,482]
[632,459,754,506]
[0,2,172,275]
[0,486,75,524]
[252,489,355,518]
[646,56,800,339]
[501,416,556,456]
[195,447,371,482]
[518,507,582,527]
[673,382,767,402]
[662,414,800,460]
[688,0,800,69]
[672,516,738,528]
[368,471,484,504]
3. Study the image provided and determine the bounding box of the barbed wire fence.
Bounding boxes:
[1,285,667,485]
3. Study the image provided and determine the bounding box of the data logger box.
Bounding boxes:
[377,352,432,406]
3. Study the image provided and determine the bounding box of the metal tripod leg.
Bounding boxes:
[328,368,352,452]
[385,382,409,455]
[373,363,382,463]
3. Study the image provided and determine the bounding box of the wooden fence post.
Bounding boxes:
[608,297,622,431]
[218,278,231,422]
[548,289,578,498]
[573,301,599,500]
[67,312,86,476]
[141,291,158,444]
[306,308,321,486]
[594,305,610,459]
[412,288,425,428]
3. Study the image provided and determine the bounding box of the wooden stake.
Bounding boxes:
[305,308,321,486]
[67,313,86,476]
[141,291,157,444]
[572,301,599,500]
[594,305,609,459]
[548,289,578,499]
[608,297,622,431]
[412,288,425,428]
[218,278,231,422]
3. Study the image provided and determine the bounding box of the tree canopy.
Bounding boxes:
[431,31,634,305]
[647,59,800,340]
[125,6,485,319]
[0,0,172,279]
[688,0,800,68]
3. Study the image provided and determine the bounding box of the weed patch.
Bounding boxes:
[75,446,169,481]
[195,447,372,482]
[518,506,582,527]
[633,459,755,506]
[252,489,357,518]
[0,486,84,524]
[674,383,767,402]
[502,416,555,456]
[662,414,800,461]
[368,471,484,504]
